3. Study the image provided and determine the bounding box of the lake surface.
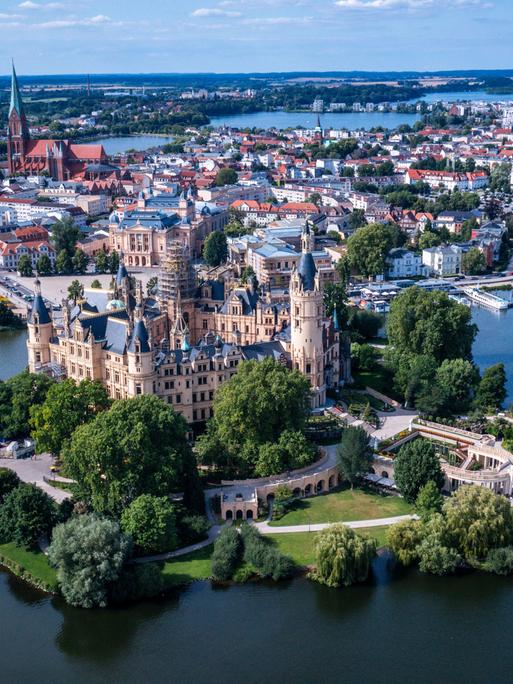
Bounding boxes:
[0,328,28,380]
[209,110,420,131]
[417,89,513,104]
[91,135,175,155]
[1,557,513,684]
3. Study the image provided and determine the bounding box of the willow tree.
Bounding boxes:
[312,524,377,588]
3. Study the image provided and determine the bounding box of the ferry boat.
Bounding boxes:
[461,287,509,310]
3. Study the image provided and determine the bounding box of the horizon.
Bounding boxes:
[0,0,511,74]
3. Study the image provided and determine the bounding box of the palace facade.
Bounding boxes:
[27,228,350,422]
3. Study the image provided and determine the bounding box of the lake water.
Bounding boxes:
[1,557,513,683]
[0,329,28,380]
[417,89,513,104]
[91,135,175,155]
[209,110,420,131]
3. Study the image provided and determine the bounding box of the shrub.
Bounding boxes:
[178,514,209,545]
[483,547,513,576]
[417,537,461,576]
[313,523,377,588]
[211,527,242,581]
[240,524,294,580]
[394,439,444,503]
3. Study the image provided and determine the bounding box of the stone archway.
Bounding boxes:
[236,509,244,520]
[246,509,253,520]
[226,510,233,520]
[141,256,146,266]
[381,471,389,478]
[328,475,336,489]
[316,480,325,493]
[304,483,312,496]
[293,487,301,497]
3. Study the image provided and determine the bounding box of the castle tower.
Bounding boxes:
[27,277,52,372]
[127,301,155,396]
[7,61,30,176]
[290,226,326,408]
[159,240,197,341]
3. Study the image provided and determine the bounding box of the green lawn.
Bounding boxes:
[268,527,389,566]
[340,389,387,411]
[269,487,412,527]
[161,545,214,587]
[0,542,58,591]
[159,524,392,583]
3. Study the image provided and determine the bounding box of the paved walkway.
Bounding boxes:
[134,513,417,564]
[0,454,70,502]
[255,514,417,534]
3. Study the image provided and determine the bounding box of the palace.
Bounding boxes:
[27,228,350,422]
[7,63,110,181]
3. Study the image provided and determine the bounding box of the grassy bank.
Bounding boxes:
[0,543,58,592]
[269,487,412,527]
[160,525,392,584]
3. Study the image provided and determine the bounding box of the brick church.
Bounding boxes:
[7,63,109,181]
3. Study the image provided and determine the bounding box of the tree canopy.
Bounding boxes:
[0,483,56,549]
[347,223,403,278]
[387,287,477,363]
[196,358,312,477]
[203,231,228,267]
[337,426,373,488]
[393,439,444,503]
[0,371,55,439]
[62,395,201,516]
[475,363,507,412]
[49,514,130,608]
[120,494,178,556]
[30,378,111,456]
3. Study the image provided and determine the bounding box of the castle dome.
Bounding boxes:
[106,298,125,311]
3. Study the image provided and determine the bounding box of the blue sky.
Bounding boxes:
[1,0,511,74]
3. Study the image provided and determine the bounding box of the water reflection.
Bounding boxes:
[55,591,182,662]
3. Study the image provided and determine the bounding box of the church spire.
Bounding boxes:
[9,61,24,118]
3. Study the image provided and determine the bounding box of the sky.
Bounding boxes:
[0,0,511,75]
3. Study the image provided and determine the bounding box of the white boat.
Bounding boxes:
[462,287,509,310]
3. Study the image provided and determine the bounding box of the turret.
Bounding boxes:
[127,304,154,395]
[27,277,52,372]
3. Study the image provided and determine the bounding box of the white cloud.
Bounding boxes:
[191,8,242,16]
[242,15,314,25]
[334,0,486,8]
[19,1,65,8]
[36,14,112,28]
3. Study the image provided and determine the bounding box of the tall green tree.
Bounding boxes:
[67,279,83,303]
[30,379,111,456]
[196,358,311,477]
[62,395,201,516]
[443,485,513,560]
[434,358,479,414]
[394,439,444,503]
[0,484,56,549]
[94,248,109,274]
[313,524,377,588]
[72,248,88,275]
[17,254,33,277]
[109,250,120,274]
[387,287,477,362]
[0,468,21,504]
[475,363,507,412]
[49,514,130,608]
[347,223,402,278]
[337,426,373,489]
[35,254,52,276]
[0,371,55,439]
[462,247,487,275]
[55,249,73,275]
[120,494,178,555]
[214,167,237,186]
[51,216,80,258]
[203,231,228,267]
